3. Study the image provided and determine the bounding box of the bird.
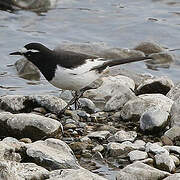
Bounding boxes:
[10,42,151,112]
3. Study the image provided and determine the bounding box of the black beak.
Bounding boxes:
[9,51,22,55]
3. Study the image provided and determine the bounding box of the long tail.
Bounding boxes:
[91,56,151,72]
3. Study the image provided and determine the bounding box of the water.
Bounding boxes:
[0,0,180,96]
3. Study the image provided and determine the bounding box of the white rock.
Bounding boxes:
[128,150,148,162]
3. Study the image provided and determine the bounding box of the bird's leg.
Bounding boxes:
[60,90,85,114]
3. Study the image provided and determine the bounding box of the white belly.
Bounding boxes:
[49,59,106,91]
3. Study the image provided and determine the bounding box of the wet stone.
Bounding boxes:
[164,174,180,180]
[170,154,180,166]
[164,146,180,155]
[134,41,164,54]
[161,135,173,146]
[14,58,40,80]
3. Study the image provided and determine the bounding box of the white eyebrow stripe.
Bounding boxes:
[29,49,40,53]
[20,48,40,53]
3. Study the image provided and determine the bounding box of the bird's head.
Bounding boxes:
[10,43,52,64]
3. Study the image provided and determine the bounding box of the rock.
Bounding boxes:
[145,142,168,155]
[0,141,21,162]
[155,152,175,173]
[107,140,145,157]
[140,107,169,132]
[148,52,174,69]
[100,48,145,59]
[164,146,180,155]
[134,42,164,54]
[92,145,104,152]
[128,150,148,162]
[170,97,180,127]
[164,126,180,142]
[170,154,180,166]
[84,75,135,101]
[0,95,30,113]
[108,130,137,143]
[163,174,180,180]
[87,131,110,140]
[30,95,67,115]
[14,58,40,80]
[12,0,57,12]
[161,135,173,146]
[0,112,62,140]
[26,138,80,170]
[0,160,49,180]
[104,86,136,111]
[136,76,174,95]
[79,98,96,113]
[121,94,173,121]
[59,90,73,102]
[69,142,88,155]
[48,168,108,180]
[167,83,180,101]
[2,137,25,151]
[116,161,170,180]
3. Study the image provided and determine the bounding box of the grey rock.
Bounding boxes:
[2,137,25,151]
[170,97,180,127]
[79,98,96,113]
[170,154,180,166]
[12,0,57,12]
[48,168,108,180]
[167,83,180,101]
[140,107,169,132]
[104,86,136,111]
[0,141,21,162]
[108,130,137,143]
[15,58,40,80]
[164,126,180,141]
[0,160,49,180]
[116,161,170,180]
[128,150,148,162]
[121,94,173,121]
[134,41,164,54]
[30,95,67,115]
[84,75,135,101]
[0,95,29,113]
[92,145,104,152]
[0,112,62,140]
[163,173,180,180]
[136,76,174,95]
[155,152,175,173]
[107,141,143,157]
[100,48,145,59]
[148,52,174,69]
[26,138,79,170]
[164,146,180,155]
[87,131,110,140]
[145,142,168,155]
[59,90,73,102]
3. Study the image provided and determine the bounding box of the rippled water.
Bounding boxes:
[0,0,180,96]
